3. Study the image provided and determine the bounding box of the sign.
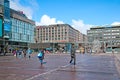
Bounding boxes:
[0,18,2,37]
[4,22,11,31]
[3,35,9,39]
[4,19,11,31]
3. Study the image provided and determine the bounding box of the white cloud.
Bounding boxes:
[36,15,93,34]
[72,19,93,34]
[111,22,120,26]
[28,0,39,10]
[36,15,64,25]
[10,0,33,19]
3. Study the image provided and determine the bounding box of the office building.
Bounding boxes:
[87,26,120,52]
[0,0,10,39]
[10,9,35,48]
[0,0,35,51]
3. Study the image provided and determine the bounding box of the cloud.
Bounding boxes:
[36,15,64,25]
[10,0,34,19]
[36,15,93,34]
[28,0,39,10]
[71,20,93,34]
[111,22,120,26]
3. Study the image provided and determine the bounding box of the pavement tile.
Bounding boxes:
[0,53,120,80]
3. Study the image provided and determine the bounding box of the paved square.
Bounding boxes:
[0,53,120,80]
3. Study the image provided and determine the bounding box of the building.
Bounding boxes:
[0,0,11,40]
[0,0,35,52]
[10,9,35,48]
[34,24,83,52]
[36,24,80,43]
[0,0,11,53]
[0,2,3,38]
[87,26,120,52]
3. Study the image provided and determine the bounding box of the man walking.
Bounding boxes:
[69,43,76,65]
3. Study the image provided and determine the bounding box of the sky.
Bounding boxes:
[9,0,120,34]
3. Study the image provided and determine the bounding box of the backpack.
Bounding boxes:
[37,52,43,57]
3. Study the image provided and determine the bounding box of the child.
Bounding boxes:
[27,48,32,59]
[37,50,45,65]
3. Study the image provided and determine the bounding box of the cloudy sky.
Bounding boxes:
[10,0,120,34]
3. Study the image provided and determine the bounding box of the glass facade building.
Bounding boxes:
[0,18,2,37]
[0,0,10,38]
[11,16,34,43]
[3,0,11,38]
[0,0,35,51]
[9,9,35,48]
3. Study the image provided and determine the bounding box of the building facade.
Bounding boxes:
[0,0,35,52]
[0,0,11,39]
[0,3,3,38]
[35,24,82,52]
[36,24,80,43]
[10,9,35,48]
[87,26,120,52]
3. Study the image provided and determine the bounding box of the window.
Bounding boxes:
[27,35,29,41]
[19,33,22,40]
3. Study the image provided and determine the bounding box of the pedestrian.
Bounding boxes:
[16,49,19,58]
[37,49,46,65]
[112,49,114,54]
[4,47,7,56]
[27,48,32,59]
[90,48,92,54]
[69,43,76,65]
[12,49,16,56]
[23,49,26,58]
[19,49,22,58]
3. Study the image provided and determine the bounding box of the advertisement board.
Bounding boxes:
[4,21,10,31]
[0,18,2,37]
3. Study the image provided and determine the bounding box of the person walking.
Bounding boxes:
[12,49,16,56]
[69,43,76,65]
[23,49,27,58]
[37,49,46,65]
[19,49,22,58]
[27,48,32,59]
[90,48,92,54]
[16,49,19,58]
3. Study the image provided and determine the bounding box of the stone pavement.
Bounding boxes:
[113,53,120,77]
[0,53,120,80]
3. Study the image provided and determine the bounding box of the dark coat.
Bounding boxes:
[71,47,76,58]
